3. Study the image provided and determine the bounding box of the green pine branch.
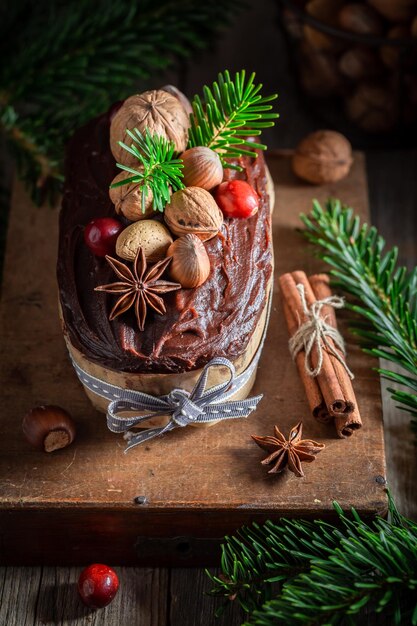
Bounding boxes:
[188,70,279,171]
[110,128,184,213]
[0,0,244,203]
[208,493,417,625]
[300,199,417,438]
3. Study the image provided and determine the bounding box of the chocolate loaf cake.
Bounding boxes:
[57,77,276,424]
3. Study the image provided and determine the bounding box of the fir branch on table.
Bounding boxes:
[111,129,184,213]
[188,70,279,171]
[0,0,244,203]
[208,493,417,625]
[300,199,417,438]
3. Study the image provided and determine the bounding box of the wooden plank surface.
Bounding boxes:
[1,0,416,616]
[0,566,168,626]
[0,152,386,567]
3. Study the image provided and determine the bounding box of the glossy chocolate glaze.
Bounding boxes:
[57,107,273,373]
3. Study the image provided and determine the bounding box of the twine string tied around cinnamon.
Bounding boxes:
[289,284,354,380]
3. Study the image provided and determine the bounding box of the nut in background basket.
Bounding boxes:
[279,0,417,143]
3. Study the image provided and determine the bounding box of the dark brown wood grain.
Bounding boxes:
[0,152,386,567]
[0,566,168,626]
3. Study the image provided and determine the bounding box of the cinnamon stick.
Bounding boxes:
[279,271,362,438]
[309,274,362,437]
[282,299,328,421]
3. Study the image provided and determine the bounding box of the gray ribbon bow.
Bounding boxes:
[107,357,262,451]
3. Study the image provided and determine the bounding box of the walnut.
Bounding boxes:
[380,26,414,69]
[161,84,193,116]
[109,170,155,222]
[338,4,384,36]
[339,47,382,81]
[164,187,223,241]
[292,130,353,185]
[345,83,397,133]
[304,0,345,51]
[298,42,342,98]
[368,0,417,23]
[110,90,190,166]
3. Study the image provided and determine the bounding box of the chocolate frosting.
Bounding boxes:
[57,106,273,374]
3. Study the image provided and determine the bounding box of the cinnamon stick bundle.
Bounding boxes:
[279,271,362,438]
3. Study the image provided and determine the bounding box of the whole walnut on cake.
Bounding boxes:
[110,90,190,166]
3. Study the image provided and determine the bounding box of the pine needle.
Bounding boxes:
[208,493,417,625]
[0,0,243,203]
[188,70,279,171]
[110,129,184,213]
[300,199,417,439]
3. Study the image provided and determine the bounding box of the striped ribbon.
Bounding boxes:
[70,295,271,451]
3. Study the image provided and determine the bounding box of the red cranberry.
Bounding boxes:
[215,180,259,219]
[77,563,119,608]
[84,218,124,257]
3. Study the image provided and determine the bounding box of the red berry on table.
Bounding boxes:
[77,563,119,608]
[84,218,124,257]
[214,180,259,219]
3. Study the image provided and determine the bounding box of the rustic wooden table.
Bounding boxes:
[1,2,417,624]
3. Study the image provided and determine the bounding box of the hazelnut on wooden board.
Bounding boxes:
[22,405,76,452]
[345,83,397,132]
[164,187,223,241]
[181,147,223,190]
[110,90,190,166]
[109,170,155,222]
[338,3,384,36]
[367,0,417,23]
[167,234,211,288]
[116,220,173,262]
[292,130,353,184]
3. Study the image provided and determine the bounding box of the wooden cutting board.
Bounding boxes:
[0,152,386,566]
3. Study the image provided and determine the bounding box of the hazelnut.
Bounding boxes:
[338,4,384,36]
[22,405,76,452]
[164,187,223,241]
[109,170,155,222]
[115,220,173,262]
[181,147,223,190]
[292,130,353,184]
[167,234,211,288]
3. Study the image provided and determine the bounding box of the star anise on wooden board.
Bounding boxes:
[251,422,325,477]
[95,247,181,331]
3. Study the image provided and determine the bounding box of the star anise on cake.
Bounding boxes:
[251,422,325,477]
[95,247,181,331]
